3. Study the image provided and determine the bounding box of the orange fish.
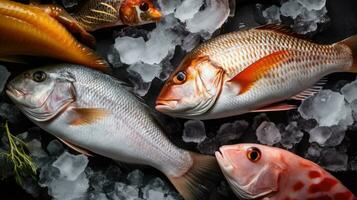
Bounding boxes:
[0,0,106,69]
[216,144,356,200]
[35,0,162,44]
[156,25,357,119]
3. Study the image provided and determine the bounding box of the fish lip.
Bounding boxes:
[6,84,26,98]
[155,99,178,110]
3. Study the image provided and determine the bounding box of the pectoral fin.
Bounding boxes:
[228,50,291,95]
[68,108,109,126]
[57,137,93,157]
[250,103,297,113]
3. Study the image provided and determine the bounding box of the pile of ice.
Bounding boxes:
[109,0,231,96]
[260,0,330,34]
[10,132,181,200]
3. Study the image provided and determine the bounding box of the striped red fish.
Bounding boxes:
[215,144,356,200]
[156,25,357,119]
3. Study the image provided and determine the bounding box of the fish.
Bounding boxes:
[155,25,357,120]
[0,0,106,69]
[215,143,357,200]
[35,0,162,44]
[6,64,220,200]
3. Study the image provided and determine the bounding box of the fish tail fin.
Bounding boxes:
[167,152,221,200]
[340,35,357,72]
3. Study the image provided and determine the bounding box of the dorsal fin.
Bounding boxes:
[255,24,310,40]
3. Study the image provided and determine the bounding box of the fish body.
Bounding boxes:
[6,65,219,200]
[156,26,357,119]
[0,0,106,69]
[216,144,356,200]
[70,0,161,31]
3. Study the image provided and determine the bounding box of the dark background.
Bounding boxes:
[1,0,357,199]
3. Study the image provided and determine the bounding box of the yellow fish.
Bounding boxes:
[0,0,106,69]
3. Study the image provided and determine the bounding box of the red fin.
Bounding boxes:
[250,103,297,113]
[68,108,109,126]
[290,79,327,101]
[228,50,291,94]
[57,137,93,156]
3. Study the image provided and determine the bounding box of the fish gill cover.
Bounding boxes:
[0,0,357,200]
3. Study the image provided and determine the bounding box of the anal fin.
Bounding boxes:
[250,103,297,113]
[290,78,327,101]
[57,137,93,157]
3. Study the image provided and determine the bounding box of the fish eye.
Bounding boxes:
[139,2,149,11]
[247,147,261,162]
[32,71,47,82]
[173,71,187,84]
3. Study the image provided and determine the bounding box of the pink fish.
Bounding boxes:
[215,144,356,200]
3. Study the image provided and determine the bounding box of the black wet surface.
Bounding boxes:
[1,0,357,199]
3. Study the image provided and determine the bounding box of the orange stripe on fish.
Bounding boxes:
[228,50,291,94]
[68,108,109,126]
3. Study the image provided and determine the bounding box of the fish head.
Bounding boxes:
[156,56,225,118]
[120,0,162,25]
[6,67,76,122]
[215,144,286,199]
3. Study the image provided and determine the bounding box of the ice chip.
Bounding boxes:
[341,78,357,103]
[280,0,304,19]
[256,121,281,146]
[47,140,64,156]
[26,139,48,158]
[114,182,140,200]
[182,33,201,52]
[297,0,326,11]
[280,122,304,149]
[186,0,230,35]
[158,0,182,15]
[262,5,281,23]
[182,120,206,143]
[52,152,89,181]
[114,36,146,65]
[0,65,10,93]
[127,63,162,83]
[127,170,144,186]
[216,120,248,143]
[174,0,204,21]
[306,143,322,161]
[48,172,89,200]
[298,90,353,128]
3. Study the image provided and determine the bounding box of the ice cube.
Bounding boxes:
[341,78,357,103]
[158,0,182,15]
[113,36,146,65]
[305,143,322,161]
[89,193,109,200]
[174,0,204,21]
[26,139,48,158]
[298,90,354,128]
[297,0,326,11]
[308,126,332,146]
[0,102,23,124]
[216,120,248,143]
[280,0,304,19]
[114,182,140,200]
[127,63,162,83]
[323,126,346,147]
[127,170,144,186]
[128,70,152,97]
[0,65,10,93]
[319,148,348,171]
[186,0,230,35]
[280,122,304,149]
[182,33,201,52]
[48,172,89,200]
[52,152,89,181]
[182,120,206,143]
[262,5,281,24]
[47,140,64,156]
[256,121,281,146]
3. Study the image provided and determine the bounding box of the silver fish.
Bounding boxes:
[6,65,219,200]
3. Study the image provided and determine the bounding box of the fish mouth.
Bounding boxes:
[155,99,178,111]
[215,148,230,168]
[6,84,26,98]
